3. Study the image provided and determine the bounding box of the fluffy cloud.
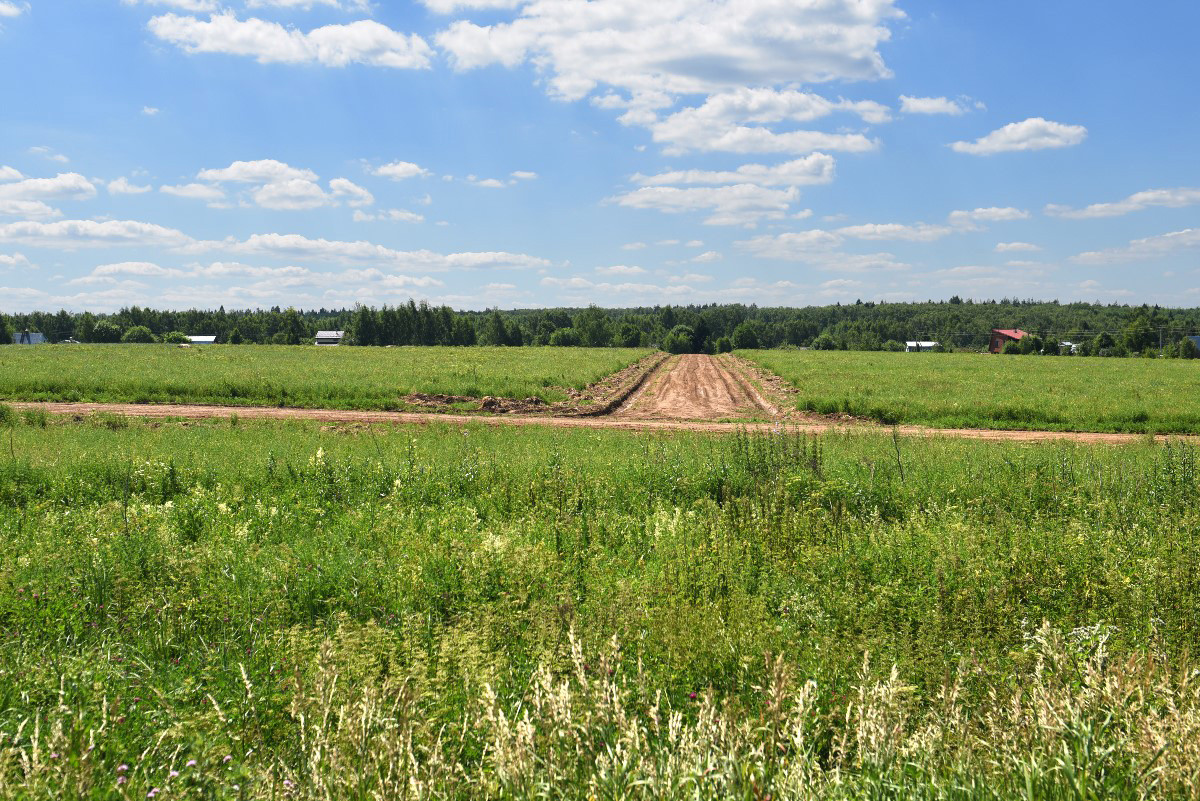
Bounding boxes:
[947,206,1030,228]
[0,253,30,268]
[469,177,506,189]
[0,219,193,248]
[736,230,910,273]
[0,1,28,17]
[328,178,374,207]
[510,170,538,180]
[108,176,153,195]
[353,208,425,223]
[0,173,96,202]
[228,232,550,271]
[899,95,970,115]
[0,167,21,182]
[0,200,63,220]
[650,89,882,155]
[372,161,431,180]
[161,182,227,202]
[198,159,317,184]
[1074,228,1200,264]
[633,154,835,187]
[251,179,330,210]
[595,264,646,276]
[610,184,799,226]
[28,146,69,164]
[951,117,1087,155]
[1045,187,1200,219]
[437,0,904,100]
[995,242,1041,252]
[837,222,953,242]
[148,12,434,69]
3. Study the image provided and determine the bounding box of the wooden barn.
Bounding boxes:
[989,328,1028,353]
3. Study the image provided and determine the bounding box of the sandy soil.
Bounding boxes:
[6,354,1195,445]
[613,354,776,420]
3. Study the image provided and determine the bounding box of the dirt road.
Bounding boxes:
[614,354,777,420]
[5,354,1195,445]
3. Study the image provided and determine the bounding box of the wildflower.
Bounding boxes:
[689,692,697,700]
[118,764,129,773]
[223,755,232,763]
[185,760,197,768]
[49,752,59,759]
[147,789,158,798]
[117,776,127,785]
[168,770,179,778]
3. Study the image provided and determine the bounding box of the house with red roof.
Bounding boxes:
[989,328,1028,353]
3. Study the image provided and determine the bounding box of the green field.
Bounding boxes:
[1,409,1197,798]
[0,345,650,409]
[742,348,1200,433]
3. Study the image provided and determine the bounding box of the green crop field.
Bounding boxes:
[742,348,1200,433]
[1,407,1197,798]
[0,345,650,409]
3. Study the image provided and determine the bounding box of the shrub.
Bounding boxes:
[91,320,124,343]
[162,331,190,344]
[662,325,697,354]
[810,333,837,350]
[121,325,157,344]
[714,336,733,353]
[548,327,581,347]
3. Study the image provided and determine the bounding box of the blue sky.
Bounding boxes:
[1,0,1198,312]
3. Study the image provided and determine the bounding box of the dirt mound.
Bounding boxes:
[614,354,777,420]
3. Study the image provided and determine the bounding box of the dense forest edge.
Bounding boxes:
[4,297,1200,357]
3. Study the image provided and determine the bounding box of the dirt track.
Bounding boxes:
[614,354,776,420]
[6,354,1195,445]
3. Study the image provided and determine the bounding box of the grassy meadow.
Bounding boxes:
[1,408,1198,798]
[743,348,1200,433]
[0,345,651,409]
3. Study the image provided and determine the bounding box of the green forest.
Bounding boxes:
[5,297,1200,357]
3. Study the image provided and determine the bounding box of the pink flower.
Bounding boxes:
[185,759,197,767]
[117,776,127,786]
[118,764,129,773]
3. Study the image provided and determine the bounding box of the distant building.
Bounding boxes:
[315,330,344,346]
[905,340,939,352]
[187,335,217,345]
[13,330,46,345]
[1059,341,1081,355]
[989,328,1028,353]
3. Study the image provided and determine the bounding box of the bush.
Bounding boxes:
[228,328,244,345]
[731,321,761,350]
[162,331,190,344]
[662,325,696,354]
[714,336,733,353]
[1178,338,1199,359]
[121,325,157,344]
[91,320,123,343]
[548,327,581,347]
[810,333,837,351]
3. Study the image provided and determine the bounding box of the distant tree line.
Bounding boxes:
[5,297,1200,357]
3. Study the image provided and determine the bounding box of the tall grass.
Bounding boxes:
[0,345,651,408]
[0,415,1197,797]
[742,348,1200,433]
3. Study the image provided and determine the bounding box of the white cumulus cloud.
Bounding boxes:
[161,183,227,202]
[0,173,96,202]
[0,1,28,17]
[436,0,904,100]
[1073,228,1200,264]
[634,154,835,188]
[198,159,317,184]
[329,177,374,207]
[899,95,969,115]
[951,117,1087,155]
[108,177,154,195]
[372,161,431,180]
[148,12,434,69]
[1045,187,1200,219]
[0,219,193,248]
[611,184,799,226]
